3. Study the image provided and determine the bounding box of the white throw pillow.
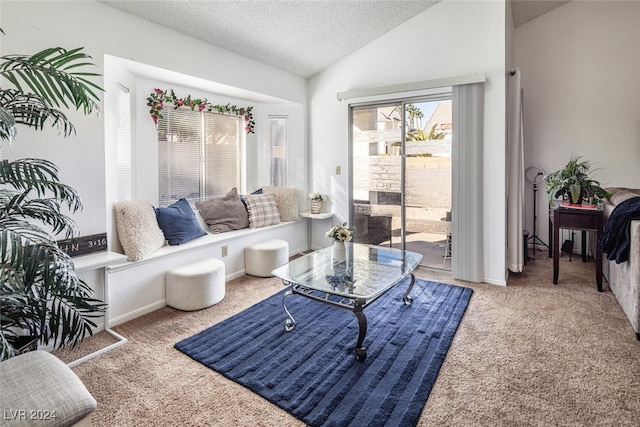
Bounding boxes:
[262,186,299,222]
[114,200,166,261]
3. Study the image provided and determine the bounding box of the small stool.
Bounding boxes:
[245,239,289,277]
[166,259,225,311]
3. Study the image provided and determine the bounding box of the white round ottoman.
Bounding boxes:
[166,259,225,311]
[245,239,289,277]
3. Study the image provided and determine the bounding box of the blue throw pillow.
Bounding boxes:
[155,199,207,245]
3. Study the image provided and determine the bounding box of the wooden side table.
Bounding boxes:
[549,206,604,291]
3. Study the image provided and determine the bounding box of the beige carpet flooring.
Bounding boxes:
[54,252,640,426]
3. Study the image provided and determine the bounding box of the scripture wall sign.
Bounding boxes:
[57,233,108,257]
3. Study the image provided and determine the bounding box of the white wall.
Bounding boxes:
[0,0,307,240]
[0,0,309,324]
[308,0,508,284]
[506,0,515,70]
[515,1,640,248]
[13,0,631,291]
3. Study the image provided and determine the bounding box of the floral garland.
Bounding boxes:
[146,88,255,134]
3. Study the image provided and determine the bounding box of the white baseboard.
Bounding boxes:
[226,270,246,281]
[107,262,290,326]
[109,300,166,327]
[290,245,309,255]
[484,277,507,286]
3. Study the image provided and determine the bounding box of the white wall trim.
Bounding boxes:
[484,277,507,286]
[337,73,486,101]
[109,300,166,327]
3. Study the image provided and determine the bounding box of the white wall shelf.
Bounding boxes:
[300,212,334,250]
[73,251,128,272]
[300,211,334,220]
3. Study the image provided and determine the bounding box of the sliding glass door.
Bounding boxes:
[350,95,452,270]
[351,102,401,252]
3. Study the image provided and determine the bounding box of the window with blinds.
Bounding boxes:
[270,116,287,187]
[157,107,242,207]
[116,84,131,201]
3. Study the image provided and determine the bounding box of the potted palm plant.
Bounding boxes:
[546,155,610,206]
[0,28,105,360]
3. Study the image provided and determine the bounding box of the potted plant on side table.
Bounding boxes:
[546,155,610,207]
[308,192,327,214]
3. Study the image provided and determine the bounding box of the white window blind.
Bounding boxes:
[204,113,241,198]
[269,116,287,187]
[451,82,484,282]
[116,84,131,201]
[157,107,241,206]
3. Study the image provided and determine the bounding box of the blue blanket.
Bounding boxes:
[599,196,640,264]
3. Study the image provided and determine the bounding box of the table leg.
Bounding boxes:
[553,210,560,284]
[353,299,367,361]
[581,230,587,262]
[402,274,416,305]
[596,219,603,292]
[548,216,553,258]
[282,288,296,332]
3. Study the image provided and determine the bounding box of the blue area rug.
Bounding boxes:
[175,279,472,427]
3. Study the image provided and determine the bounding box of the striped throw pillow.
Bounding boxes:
[245,193,281,228]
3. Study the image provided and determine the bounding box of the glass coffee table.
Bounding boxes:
[271,243,422,361]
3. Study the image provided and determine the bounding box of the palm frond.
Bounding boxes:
[0,105,17,143]
[0,159,83,209]
[37,256,105,349]
[0,220,54,250]
[0,89,75,137]
[0,229,104,354]
[0,47,102,115]
[0,201,78,239]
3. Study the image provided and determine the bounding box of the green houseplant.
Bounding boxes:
[0,29,104,360]
[546,155,610,206]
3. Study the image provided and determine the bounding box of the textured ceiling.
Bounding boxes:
[99,0,570,79]
[99,0,439,78]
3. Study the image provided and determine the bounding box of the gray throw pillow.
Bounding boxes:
[195,188,249,233]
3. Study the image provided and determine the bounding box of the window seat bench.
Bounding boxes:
[103,219,308,327]
[109,220,300,271]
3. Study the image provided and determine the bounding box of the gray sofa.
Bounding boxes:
[0,350,96,426]
[602,187,640,340]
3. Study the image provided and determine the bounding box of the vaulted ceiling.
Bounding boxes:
[100,0,570,79]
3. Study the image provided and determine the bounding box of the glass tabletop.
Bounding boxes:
[271,243,422,301]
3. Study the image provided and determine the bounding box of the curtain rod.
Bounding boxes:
[337,73,486,101]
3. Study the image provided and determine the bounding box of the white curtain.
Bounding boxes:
[506,69,525,272]
[452,82,484,283]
